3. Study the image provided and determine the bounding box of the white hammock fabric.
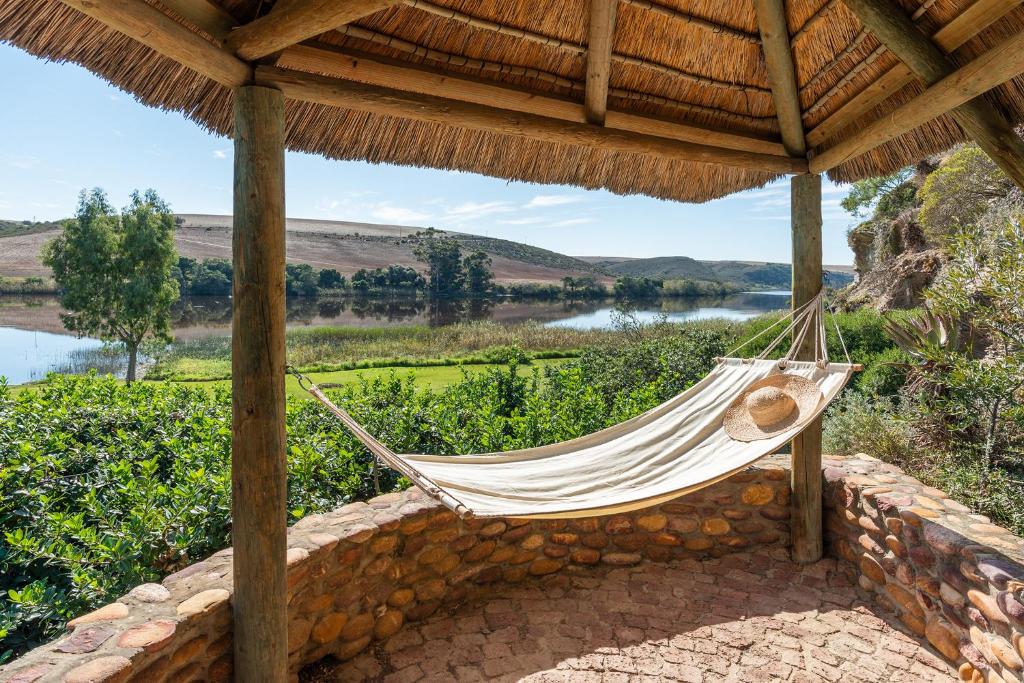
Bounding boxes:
[299,292,855,519]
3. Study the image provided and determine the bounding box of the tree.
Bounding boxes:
[414,235,465,296]
[285,263,320,297]
[318,268,345,290]
[43,189,179,382]
[463,251,493,295]
[841,167,916,219]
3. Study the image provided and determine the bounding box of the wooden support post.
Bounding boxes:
[790,172,823,564]
[842,0,1024,190]
[584,0,617,125]
[232,85,288,683]
[755,0,807,157]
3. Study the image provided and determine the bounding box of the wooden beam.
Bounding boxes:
[226,0,399,61]
[255,65,806,173]
[159,0,236,41]
[278,44,787,156]
[232,84,288,683]
[838,0,1024,187]
[58,0,250,86]
[807,0,1021,146]
[584,0,618,125]
[755,0,808,157]
[790,172,823,565]
[810,29,1024,172]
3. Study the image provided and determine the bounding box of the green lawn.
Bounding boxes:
[12,358,567,398]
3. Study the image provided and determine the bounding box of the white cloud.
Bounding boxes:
[524,194,584,209]
[213,149,228,160]
[441,200,514,223]
[548,218,593,227]
[370,203,432,223]
[499,216,547,226]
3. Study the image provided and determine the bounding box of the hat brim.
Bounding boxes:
[723,373,824,442]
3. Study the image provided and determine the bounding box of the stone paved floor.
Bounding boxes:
[303,548,956,683]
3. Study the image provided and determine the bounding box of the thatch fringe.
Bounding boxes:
[3,0,1024,201]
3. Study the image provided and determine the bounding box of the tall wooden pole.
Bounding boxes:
[842,0,1024,190]
[790,172,823,564]
[232,84,288,683]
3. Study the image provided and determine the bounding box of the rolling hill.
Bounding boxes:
[581,256,855,289]
[0,214,854,289]
[0,214,607,285]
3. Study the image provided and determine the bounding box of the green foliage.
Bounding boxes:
[285,263,320,298]
[415,234,466,296]
[463,251,494,295]
[351,265,424,293]
[560,276,607,299]
[823,392,915,466]
[318,268,345,290]
[42,189,180,381]
[857,347,913,398]
[2,326,731,655]
[841,168,915,219]
[613,275,662,299]
[918,146,1014,245]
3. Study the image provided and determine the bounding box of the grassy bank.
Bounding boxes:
[147,321,645,381]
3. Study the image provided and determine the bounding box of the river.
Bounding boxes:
[0,291,790,384]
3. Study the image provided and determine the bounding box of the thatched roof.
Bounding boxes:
[2,0,1024,202]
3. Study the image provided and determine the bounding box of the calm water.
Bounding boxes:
[0,291,790,384]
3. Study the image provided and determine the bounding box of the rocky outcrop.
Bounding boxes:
[837,210,942,311]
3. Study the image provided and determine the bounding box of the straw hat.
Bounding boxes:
[723,374,823,442]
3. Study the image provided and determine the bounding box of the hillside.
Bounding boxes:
[0,214,607,285]
[0,213,855,290]
[580,256,855,290]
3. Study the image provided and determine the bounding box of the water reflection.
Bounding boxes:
[0,291,791,382]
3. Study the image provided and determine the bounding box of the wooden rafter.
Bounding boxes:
[584,0,618,125]
[279,44,787,156]
[754,0,807,157]
[842,0,1024,188]
[810,28,1024,172]
[59,0,250,85]
[159,0,236,42]
[256,65,807,173]
[225,0,400,61]
[807,0,1022,146]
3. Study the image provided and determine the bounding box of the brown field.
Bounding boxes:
[0,214,605,285]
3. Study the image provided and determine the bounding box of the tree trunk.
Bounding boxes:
[126,341,139,384]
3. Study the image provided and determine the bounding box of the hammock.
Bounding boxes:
[295,291,856,519]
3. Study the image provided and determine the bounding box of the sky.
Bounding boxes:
[0,44,857,264]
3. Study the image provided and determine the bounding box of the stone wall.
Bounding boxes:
[824,454,1024,683]
[0,456,793,682]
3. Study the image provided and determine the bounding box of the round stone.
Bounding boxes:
[601,552,642,566]
[177,589,230,617]
[925,619,960,662]
[64,656,132,683]
[859,554,887,585]
[128,583,171,603]
[701,518,730,536]
[67,602,130,628]
[528,558,563,575]
[741,484,775,506]
[117,620,176,651]
[341,612,374,641]
[636,514,667,532]
[373,609,404,639]
[312,612,348,644]
[56,626,115,654]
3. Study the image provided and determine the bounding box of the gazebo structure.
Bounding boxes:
[3,0,1024,680]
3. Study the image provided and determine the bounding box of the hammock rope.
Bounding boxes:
[290,290,855,519]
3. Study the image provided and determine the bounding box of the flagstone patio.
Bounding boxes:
[302,548,956,683]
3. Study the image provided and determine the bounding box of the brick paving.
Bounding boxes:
[303,548,956,683]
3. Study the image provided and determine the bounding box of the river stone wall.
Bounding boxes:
[0,455,793,682]
[824,454,1024,683]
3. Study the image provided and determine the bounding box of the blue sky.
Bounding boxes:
[0,44,857,264]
